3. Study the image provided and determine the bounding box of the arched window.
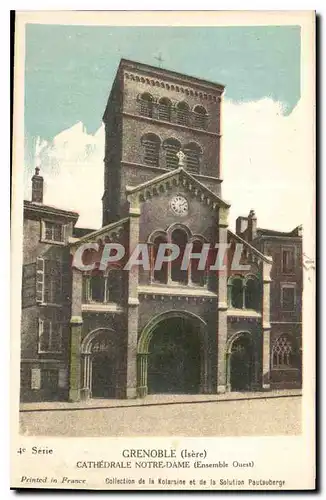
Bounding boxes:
[184,142,202,174]
[190,240,207,287]
[171,228,188,284]
[228,276,243,309]
[141,133,160,167]
[139,93,153,117]
[163,138,181,170]
[176,101,189,126]
[244,276,260,310]
[158,97,172,121]
[152,235,168,283]
[193,105,208,129]
[272,335,294,369]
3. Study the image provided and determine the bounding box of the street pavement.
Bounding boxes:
[20,395,301,437]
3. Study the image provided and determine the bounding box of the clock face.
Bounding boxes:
[170,195,189,216]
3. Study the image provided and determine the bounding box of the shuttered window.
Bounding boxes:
[184,143,201,174]
[176,102,189,126]
[163,138,181,170]
[38,313,63,353]
[141,134,160,167]
[193,105,208,129]
[43,221,64,243]
[158,98,171,121]
[139,93,153,118]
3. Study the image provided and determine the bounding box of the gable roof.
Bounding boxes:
[228,229,272,264]
[24,200,79,221]
[126,167,230,209]
[69,217,129,247]
[256,225,302,238]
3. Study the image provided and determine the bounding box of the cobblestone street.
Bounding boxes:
[20,395,301,437]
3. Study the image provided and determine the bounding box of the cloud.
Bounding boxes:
[24,98,308,231]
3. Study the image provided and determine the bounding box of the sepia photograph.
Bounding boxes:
[11,10,315,490]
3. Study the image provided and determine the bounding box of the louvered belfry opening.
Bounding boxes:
[139,92,154,117]
[141,133,160,167]
[158,97,172,121]
[163,138,181,170]
[176,101,190,126]
[184,142,201,174]
[193,105,208,130]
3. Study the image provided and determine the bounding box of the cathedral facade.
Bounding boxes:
[20,60,302,402]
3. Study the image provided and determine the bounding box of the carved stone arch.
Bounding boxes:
[138,309,207,354]
[192,104,207,114]
[226,330,252,355]
[137,310,209,397]
[243,273,259,284]
[189,233,208,244]
[81,327,116,355]
[141,131,162,144]
[166,222,192,240]
[147,229,168,244]
[226,330,255,391]
[138,91,154,102]
[227,274,244,308]
[80,327,117,399]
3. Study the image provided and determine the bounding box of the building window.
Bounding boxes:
[184,142,201,174]
[36,258,62,305]
[43,221,64,243]
[158,97,172,121]
[244,276,260,310]
[44,260,62,304]
[190,240,207,287]
[163,138,181,170]
[281,284,296,311]
[176,101,190,126]
[38,314,63,353]
[152,235,168,283]
[171,228,188,284]
[228,275,260,310]
[282,248,295,273]
[193,105,208,129]
[139,92,154,117]
[141,133,160,167]
[228,276,243,308]
[85,271,122,303]
[272,335,294,369]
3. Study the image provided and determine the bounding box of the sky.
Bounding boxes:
[24,23,303,231]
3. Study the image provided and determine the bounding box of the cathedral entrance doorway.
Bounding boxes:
[91,353,114,398]
[228,333,253,392]
[80,328,116,399]
[137,311,208,397]
[148,317,200,394]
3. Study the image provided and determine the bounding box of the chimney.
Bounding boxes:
[247,209,257,241]
[31,167,44,203]
[235,216,248,237]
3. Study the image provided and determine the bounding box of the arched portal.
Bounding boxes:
[226,332,254,392]
[137,311,208,397]
[81,328,116,399]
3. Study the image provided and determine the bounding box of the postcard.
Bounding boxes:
[11,10,316,490]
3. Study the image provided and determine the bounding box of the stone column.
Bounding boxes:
[68,267,83,402]
[126,205,141,399]
[217,206,229,393]
[262,259,273,390]
[137,353,149,397]
[69,316,83,402]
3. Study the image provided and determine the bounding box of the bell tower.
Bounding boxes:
[102,58,225,226]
